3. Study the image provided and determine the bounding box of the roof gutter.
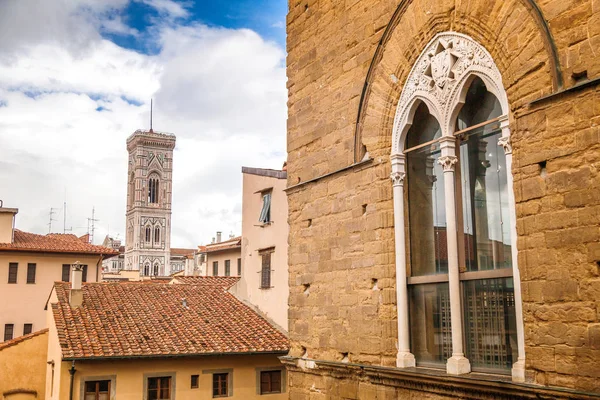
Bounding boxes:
[63,350,289,362]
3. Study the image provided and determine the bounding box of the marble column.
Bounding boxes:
[391,153,416,368]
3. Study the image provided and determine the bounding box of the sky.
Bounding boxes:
[0,0,288,248]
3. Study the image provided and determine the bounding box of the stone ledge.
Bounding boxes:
[280,356,600,399]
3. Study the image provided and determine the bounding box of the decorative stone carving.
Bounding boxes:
[498,136,512,155]
[390,171,406,186]
[392,32,506,154]
[437,155,458,172]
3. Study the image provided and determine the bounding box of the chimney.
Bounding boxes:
[216,231,222,243]
[69,262,84,308]
[0,201,18,244]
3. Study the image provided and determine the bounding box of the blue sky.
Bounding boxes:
[106,0,287,53]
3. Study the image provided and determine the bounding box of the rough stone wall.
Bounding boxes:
[286,0,600,396]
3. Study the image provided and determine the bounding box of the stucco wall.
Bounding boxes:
[0,253,101,340]
[206,248,241,277]
[286,0,600,396]
[50,355,286,400]
[0,330,48,399]
[238,171,289,330]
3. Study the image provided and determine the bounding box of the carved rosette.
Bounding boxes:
[498,136,512,155]
[390,172,406,186]
[392,32,505,154]
[437,156,458,172]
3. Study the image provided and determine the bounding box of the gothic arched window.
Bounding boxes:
[148,175,160,204]
[154,226,160,243]
[145,226,151,242]
[143,263,150,276]
[390,33,523,381]
[153,263,159,276]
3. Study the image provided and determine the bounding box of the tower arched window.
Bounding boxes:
[153,263,159,276]
[148,175,160,204]
[154,226,160,243]
[145,226,151,243]
[143,263,150,276]
[390,33,524,381]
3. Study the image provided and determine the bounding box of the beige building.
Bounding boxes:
[235,166,288,330]
[205,234,241,277]
[45,272,288,399]
[0,328,48,400]
[284,0,600,398]
[0,206,117,342]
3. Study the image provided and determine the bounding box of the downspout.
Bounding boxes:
[69,360,76,400]
[96,255,102,282]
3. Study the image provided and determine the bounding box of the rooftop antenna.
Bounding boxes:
[149,98,153,132]
[48,207,59,233]
[63,190,72,234]
[87,206,99,244]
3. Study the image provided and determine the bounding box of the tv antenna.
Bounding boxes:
[48,207,59,233]
[87,207,99,244]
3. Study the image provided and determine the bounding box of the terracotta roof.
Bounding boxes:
[172,276,240,289]
[51,282,288,360]
[205,237,241,253]
[170,248,196,257]
[0,329,48,351]
[0,230,119,257]
[198,245,207,253]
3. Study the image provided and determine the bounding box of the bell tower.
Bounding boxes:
[124,129,176,276]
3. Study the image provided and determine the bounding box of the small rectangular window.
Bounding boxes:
[260,370,282,394]
[212,373,228,397]
[85,380,111,400]
[237,258,241,276]
[225,260,231,277]
[82,264,88,283]
[191,374,199,389]
[147,376,171,400]
[212,261,218,276]
[4,324,14,341]
[8,263,18,284]
[27,263,36,284]
[260,251,272,289]
[62,264,70,282]
[23,324,33,335]
[258,192,272,223]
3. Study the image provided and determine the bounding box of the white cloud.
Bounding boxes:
[138,0,190,19]
[0,0,287,248]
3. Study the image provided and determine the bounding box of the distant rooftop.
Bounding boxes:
[0,230,119,257]
[241,167,287,179]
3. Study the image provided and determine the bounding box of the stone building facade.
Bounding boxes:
[124,130,176,276]
[284,0,600,398]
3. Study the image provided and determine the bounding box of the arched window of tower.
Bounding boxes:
[148,174,160,204]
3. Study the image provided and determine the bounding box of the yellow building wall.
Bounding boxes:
[53,354,287,400]
[0,330,48,399]
[0,253,102,341]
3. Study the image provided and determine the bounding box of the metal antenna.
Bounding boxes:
[87,207,99,244]
[150,98,153,132]
[48,207,58,233]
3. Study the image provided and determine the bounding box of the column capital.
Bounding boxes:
[390,171,406,187]
[498,136,512,155]
[437,155,458,172]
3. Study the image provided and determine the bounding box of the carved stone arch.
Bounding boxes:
[392,32,507,153]
[391,95,443,155]
[354,0,560,162]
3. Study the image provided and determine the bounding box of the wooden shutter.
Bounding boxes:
[261,252,271,288]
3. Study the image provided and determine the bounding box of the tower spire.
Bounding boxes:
[150,98,153,132]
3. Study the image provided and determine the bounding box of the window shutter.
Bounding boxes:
[261,252,271,288]
[259,192,272,223]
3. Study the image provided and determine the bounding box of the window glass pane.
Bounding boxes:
[148,389,158,400]
[409,283,452,366]
[456,77,502,131]
[98,380,109,392]
[85,381,96,393]
[406,102,442,148]
[407,141,448,276]
[148,378,158,389]
[463,277,517,372]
